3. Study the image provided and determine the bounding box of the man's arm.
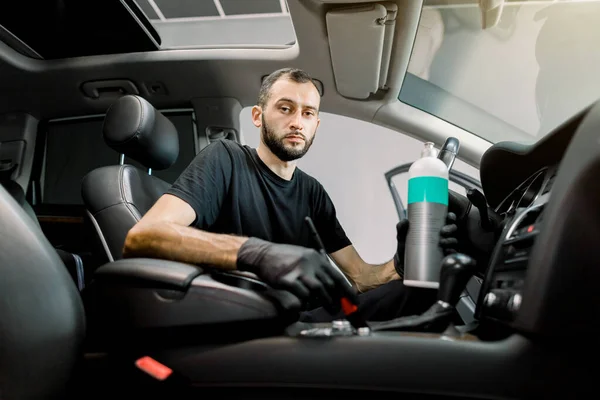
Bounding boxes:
[329,245,400,293]
[124,194,359,309]
[123,194,247,269]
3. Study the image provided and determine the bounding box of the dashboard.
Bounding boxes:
[475,166,557,326]
[472,106,591,331]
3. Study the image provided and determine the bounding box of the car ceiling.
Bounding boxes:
[0,0,491,166]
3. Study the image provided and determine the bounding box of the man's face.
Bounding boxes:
[254,78,321,162]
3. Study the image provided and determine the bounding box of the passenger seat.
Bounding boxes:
[81,94,179,262]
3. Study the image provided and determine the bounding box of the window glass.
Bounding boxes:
[400,0,600,144]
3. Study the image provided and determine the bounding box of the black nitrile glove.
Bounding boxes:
[393,219,409,278]
[440,212,460,256]
[448,189,501,274]
[393,213,460,278]
[237,238,359,313]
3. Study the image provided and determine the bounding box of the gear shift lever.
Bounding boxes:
[438,253,477,307]
[369,254,477,333]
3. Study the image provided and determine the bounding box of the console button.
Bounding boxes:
[507,293,522,313]
[482,289,519,321]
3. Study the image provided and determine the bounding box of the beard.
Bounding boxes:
[261,115,315,162]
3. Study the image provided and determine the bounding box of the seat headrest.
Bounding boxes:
[103,95,179,170]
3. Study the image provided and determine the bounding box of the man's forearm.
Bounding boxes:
[123,222,248,269]
[356,260,400,292]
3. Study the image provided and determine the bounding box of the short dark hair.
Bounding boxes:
[257,68,320,108]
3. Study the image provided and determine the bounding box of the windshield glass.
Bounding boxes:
[399,0,600,144]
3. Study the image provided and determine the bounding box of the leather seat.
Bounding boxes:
[81,94,179,262]
[0,183,85,400]
[0,167,86,291]
[0,136,292,400]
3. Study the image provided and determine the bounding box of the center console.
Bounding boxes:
[475,192,550,326]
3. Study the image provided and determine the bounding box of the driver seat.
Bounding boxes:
[81,95,179,263]
[0,182,85,399]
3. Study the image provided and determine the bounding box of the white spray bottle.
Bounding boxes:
[403,142,449,288]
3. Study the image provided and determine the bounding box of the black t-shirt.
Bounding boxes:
[167,139,351,254]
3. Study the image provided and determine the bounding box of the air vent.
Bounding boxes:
[515,169,546,209]
[507,205,544,240]
[542,172,556,194]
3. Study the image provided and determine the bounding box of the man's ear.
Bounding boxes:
[251,106,263,128]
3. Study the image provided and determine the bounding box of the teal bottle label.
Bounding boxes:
[407,176,448,205]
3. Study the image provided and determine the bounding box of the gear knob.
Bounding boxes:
[438,253,477,306]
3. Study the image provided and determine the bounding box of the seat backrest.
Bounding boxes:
[82,165,173,261]
[81,95,179,262]
[0,183,85,400]
[0,178,39,227]
[1,176,87,290]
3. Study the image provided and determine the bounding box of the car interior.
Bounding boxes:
[1,0,600,399]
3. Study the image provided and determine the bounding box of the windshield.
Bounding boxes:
[400,0,600,144]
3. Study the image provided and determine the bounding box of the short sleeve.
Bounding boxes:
[167,141,232,229]
[314,184,351,254]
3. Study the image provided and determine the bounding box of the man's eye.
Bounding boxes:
[281,107,290,112]
[304,112,314,117]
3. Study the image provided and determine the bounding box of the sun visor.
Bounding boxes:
[326,2,398,99]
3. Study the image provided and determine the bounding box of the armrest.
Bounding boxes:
[93,258,203,290]
[84,258,293,347]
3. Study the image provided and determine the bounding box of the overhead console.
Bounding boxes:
[0,0,160,59]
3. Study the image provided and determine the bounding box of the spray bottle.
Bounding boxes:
[403,142,449,289]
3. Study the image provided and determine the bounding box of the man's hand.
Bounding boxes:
[440,212,460,256]
[393,212,460,278]
[448,189,501,272]
[237,238,359,313]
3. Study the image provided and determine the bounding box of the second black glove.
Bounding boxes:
[393,212,460,278]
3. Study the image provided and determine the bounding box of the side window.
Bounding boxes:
[40,111,196,205]
[239,108,479,264]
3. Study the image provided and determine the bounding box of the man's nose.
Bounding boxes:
[289,111,303,131]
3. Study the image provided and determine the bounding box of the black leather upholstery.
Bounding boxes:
[56,248,86,291]
[0,184,85,400]
[93,258,204,289]
[82,164,172,261]
[84,258,288,346]
[0,179,39,227]
[1,179,86,291]
[82,96,179,261]
[103,94,178,170]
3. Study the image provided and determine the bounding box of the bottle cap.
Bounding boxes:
[421,142,438,158]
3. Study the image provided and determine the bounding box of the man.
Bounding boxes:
[123,67,458,322]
